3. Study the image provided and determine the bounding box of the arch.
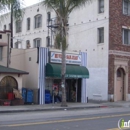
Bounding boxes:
[116,67,125,77]
[0,76,18,99]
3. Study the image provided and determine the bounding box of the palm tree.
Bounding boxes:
[0,0,24,48]
[43,0,91,107]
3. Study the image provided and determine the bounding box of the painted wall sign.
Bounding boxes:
[50,51,81,65]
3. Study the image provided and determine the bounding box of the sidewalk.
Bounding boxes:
[0,101,129,113]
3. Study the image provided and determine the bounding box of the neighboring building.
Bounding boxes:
[0,30,10,63]
[0,0,130,103]
[0,31,29,102]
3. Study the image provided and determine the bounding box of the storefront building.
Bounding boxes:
[0,65,29,103]
[38,47,89,104]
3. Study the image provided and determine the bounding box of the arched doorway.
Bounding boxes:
[0,76,18,99]
[116,68,125,101]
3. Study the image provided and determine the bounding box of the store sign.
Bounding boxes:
[50,51,81,65]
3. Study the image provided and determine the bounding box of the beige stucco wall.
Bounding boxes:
[24,48,38,89]
[10,49,25,71]
[0,48,38,89]
[0,46,7,66]
[24,48,39,103]
[0,74,23,92]
[0,32,8,43]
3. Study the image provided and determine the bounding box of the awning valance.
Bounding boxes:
[46,63,89,78]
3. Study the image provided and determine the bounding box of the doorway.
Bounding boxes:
[66,79,81,102]
[116,68,124,101]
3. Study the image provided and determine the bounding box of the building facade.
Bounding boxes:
[0,0,130,103]
[108,0,130,101]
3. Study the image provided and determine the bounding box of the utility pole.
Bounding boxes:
[7,33,10,68]
[10,4,13,48]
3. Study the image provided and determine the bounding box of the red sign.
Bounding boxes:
[50,52,81,65]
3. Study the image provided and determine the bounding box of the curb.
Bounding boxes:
[0,105,107,113]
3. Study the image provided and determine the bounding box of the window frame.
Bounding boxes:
[4,25,6,30]
[98,0,104,14]
[34,14,42,29]
[122,28,130,45]
[15,42,20,48]
[98,27,104,44]
[123,0,130,15]
[33,38,41,48]
[0,34,2,39]
[16,20,22,33]
[27,18,31,31]
[26,40,31,49]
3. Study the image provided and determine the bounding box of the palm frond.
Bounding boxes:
[42,0,91,51]
[54,32,61,49]
[0,0,24,20]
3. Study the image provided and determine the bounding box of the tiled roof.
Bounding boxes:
[0,65,29,74]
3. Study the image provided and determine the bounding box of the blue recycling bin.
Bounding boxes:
[45,90,51,104]
[26,89,33,103]
[22,88,34,104]
[22,88,27,103]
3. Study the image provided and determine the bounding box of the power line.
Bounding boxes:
[69,21,108,36]
[2,49,37,58]
[69,17,109,28]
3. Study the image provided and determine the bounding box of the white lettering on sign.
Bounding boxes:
[50,52,81,65]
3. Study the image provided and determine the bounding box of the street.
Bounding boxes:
[0,107,130,130]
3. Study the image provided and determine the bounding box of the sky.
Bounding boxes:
[24,0,40,7]
[0,0,40,15]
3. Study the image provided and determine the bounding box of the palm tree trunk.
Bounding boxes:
[61,49,67,107]
[60,15,68,107]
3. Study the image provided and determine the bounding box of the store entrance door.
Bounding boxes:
[66,79,81,102]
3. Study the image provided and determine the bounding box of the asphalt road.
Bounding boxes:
[0,107,130,130]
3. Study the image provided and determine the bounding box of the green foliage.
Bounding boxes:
[55,32,68,50]
[54,33,61,49]
[0,0,24,20]
[43,0,91,51]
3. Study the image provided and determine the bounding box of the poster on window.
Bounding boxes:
[53,84,58,91]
